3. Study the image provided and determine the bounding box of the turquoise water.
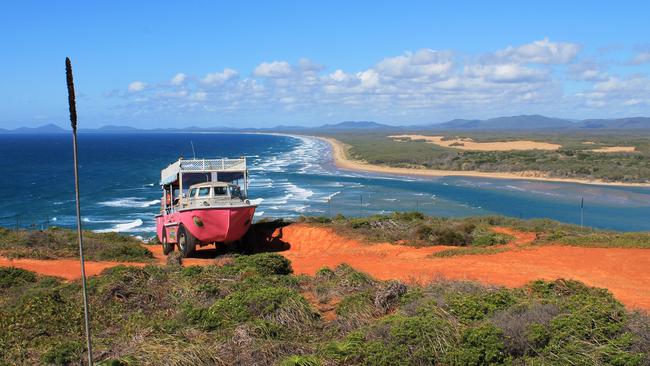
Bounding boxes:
[1,133,649,235]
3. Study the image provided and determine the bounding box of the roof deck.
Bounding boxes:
[161,157,247,185]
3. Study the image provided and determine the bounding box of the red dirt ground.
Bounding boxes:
[279,224,650,311]
[1,224,649,311]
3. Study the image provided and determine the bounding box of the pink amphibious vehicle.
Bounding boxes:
[155,157,257,257]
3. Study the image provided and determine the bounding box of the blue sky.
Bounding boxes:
[1,1,650,128]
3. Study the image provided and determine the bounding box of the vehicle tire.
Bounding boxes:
[162,229,173,255]
[228,240,240,253]
[177,225,196,258]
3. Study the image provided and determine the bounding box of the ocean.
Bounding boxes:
[1,132,650,235]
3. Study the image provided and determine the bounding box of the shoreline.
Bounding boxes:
[313,135,650,188]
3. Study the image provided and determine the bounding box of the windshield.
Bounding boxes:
[198,187,210,197]
[189,188,197,197]
[230,186,242,198]
[214,186,227,195]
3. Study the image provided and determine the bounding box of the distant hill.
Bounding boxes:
[431,115,578,130]
[3,116,650,134]
[96,125,140,132]
[318,121,394,130]
[1,124,68,134]
[580,117,650,129]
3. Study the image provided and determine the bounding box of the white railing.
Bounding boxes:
[161,157,248,185]
[179,158,246,172]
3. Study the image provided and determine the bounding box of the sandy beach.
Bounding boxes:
[316,136,650,187]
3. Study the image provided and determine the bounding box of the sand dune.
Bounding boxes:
[589,146,636,153]
[390,134,562,151]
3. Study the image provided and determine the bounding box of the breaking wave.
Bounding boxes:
[98,197,160,208]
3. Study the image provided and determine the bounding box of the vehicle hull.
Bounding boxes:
[156,205,256,244]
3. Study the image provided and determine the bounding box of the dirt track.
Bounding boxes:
[2,224,650,311]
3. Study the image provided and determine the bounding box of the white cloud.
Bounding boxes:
[578,76,650,107]
[128,81,146,92]
[631,51,650,64]
[202,68,239,85]
[328,69,352,83]
[114,39,650,122]
[189,91,207,101]
[375,49,453,79]
[170,73,187,85]
[356,69,380,89]
[464,63,546,83]
[496,38,580,64]
[298,58,324,72]
[253,61,293,78]
[568,62,608,81]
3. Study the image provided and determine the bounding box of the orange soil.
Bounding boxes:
[279,224,650,311]
[0,257,147,281]
[0,245,216,281]
[1,225,649,311]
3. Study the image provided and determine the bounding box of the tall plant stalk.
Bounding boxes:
[66,57,93,365]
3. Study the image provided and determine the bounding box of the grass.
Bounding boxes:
[432,246,510,258]
[0,226,154,261]
[0,255,649,365]
[299,212,515,248]
[328,131,650,183]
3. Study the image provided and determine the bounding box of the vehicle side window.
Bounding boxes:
[198,187,210,197]
[214,187,227,195]
[189,188,197,197]
[230,186,241,198]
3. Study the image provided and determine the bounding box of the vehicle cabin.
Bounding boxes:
[159,157,249,213]
[182,181,246,209]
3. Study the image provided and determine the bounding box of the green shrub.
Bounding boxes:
[231,253,293,275]
[298,216,332,224]
[41,340,83,365]
[0,267,36,289]
[325,313,461,365]
[181,265,203,277]
[432,227,470,246]
[278,355,321,366]
[336,292,374,318]
[392,211,425,221]
[315,267,335,280]
[446,289,518,323]
[432,246,508,257]
[414,224,433,240]
[190,286,315,331]
[446,323,507,366]
[0,227,153,261]
[471,226,513,246]
[333,264,376,291]
[491,302,559,356]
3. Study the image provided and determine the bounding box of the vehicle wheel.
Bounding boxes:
[177,225,196,258]
[162,229,173,255]
[228,240,240,253]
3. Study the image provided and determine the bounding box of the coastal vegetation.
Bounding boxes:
[0,227,153,262]
[329,132,650,183]
[1,254,649,365]
[297,213,650,250]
